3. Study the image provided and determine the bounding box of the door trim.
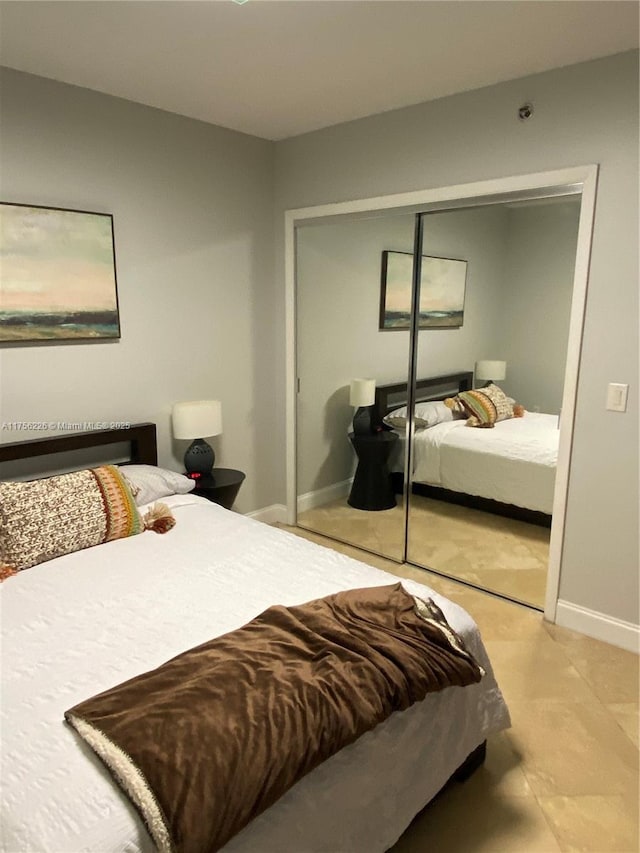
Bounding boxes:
[285,165,599,623]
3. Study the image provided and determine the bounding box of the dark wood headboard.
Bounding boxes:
[0,423,157,468]
[375,371,473,419]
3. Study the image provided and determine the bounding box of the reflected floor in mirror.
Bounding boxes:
[297,496,407,563]
[297,494,549,609]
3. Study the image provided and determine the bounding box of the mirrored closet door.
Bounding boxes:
[405,196,582,608]
[294,210,414,562]
[293,178,588,611]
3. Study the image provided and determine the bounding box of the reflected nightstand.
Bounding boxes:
[348,432,398,511]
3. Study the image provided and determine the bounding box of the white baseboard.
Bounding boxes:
[246,479,351,527]
[246,504,288,525]
[555,600,640,653]
[297,479,352,514]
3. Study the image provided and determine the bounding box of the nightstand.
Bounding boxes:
[348,431,399,511]
[189,468,245,510]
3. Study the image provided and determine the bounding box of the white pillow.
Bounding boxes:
[383,400,455,429]
[119,465,194,506]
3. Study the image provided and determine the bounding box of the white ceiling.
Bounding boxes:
[0,1,637,141]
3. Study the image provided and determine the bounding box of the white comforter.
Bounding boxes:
[408,412,559,514]
[1,495,509,853]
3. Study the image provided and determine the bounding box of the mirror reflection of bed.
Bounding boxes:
[381,373,556,609]
[297,371,557,609]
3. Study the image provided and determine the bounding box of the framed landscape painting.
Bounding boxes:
[379,250,467,330]
[0,202,120,343]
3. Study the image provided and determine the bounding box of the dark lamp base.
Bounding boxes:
[184,438,215,475]
[353,405,376,435]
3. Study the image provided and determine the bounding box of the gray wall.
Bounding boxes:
[0,68,276,514]
[418,206,508,379]
[501,201,581,413]
[277,51,639,626]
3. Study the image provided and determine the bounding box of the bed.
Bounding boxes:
[377,372,558,526]
[0,424,510,853]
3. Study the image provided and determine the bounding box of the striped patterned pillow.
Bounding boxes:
[456,384,514,428]
[0,465,142,573]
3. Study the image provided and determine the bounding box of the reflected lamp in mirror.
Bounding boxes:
[172,400,223,475]
[475,360,507,387]
[350,378,376,435]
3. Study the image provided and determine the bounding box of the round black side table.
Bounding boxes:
[189,468,245,510]
[347,431,399,511]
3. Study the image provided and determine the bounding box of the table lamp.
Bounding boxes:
[172,400,222,475]
[475,360,507,387]
[350,378,376,435]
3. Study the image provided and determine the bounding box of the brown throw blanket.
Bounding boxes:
[65,583,483,853]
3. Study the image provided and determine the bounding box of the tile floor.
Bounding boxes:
[297,493,549,609]
[281,525,640,853]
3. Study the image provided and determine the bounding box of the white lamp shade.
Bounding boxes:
[349,379,376,407]
[172,400,222,439]
[475,360,506,382]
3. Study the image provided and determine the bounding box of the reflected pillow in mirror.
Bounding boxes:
[383,400,457,429]
[119,465,195,506]
[447,383,523,428]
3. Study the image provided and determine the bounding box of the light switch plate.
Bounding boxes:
[606,383,628,412]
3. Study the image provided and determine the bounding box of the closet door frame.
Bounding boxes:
[285,164,598,623]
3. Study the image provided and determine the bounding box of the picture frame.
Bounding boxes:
[379,250,467,330]
[0,201,120,343]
